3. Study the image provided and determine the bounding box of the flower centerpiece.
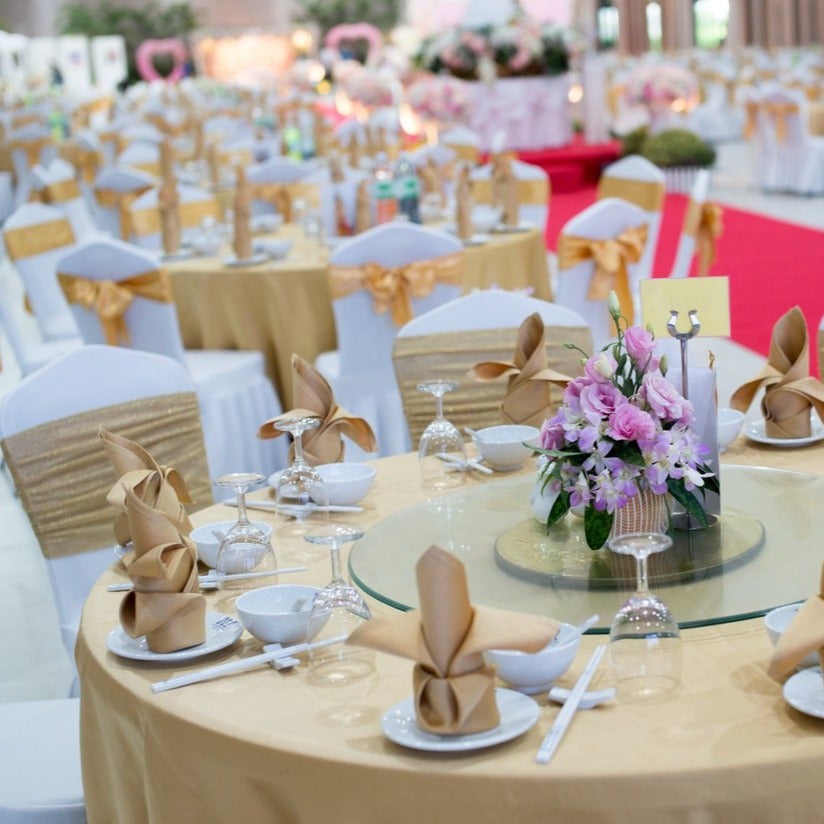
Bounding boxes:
[533,294,719,550]
[404,76,471,126]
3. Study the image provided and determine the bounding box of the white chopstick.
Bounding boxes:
[106,565,308,593]
[222,499,363,514]
[151,634,348,693]
[436,453,494,475]
[535,644,606,765]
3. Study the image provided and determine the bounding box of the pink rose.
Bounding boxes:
[584,352,617,384]
[642,372,695,425]
[608,402,657,444]
[579,381,623,424]
[623,326,656,363]
[539,416,566,451]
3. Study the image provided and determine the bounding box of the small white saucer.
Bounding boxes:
[463,234,489,247]
[381,688,539,752]
[161,248,196,262]
[783,666,824,718]
[106,611,242,662]
[744,418,824,448]
[491,222,534,234]
[223,254,268,268]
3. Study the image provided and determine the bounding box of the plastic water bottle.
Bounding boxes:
[394,155,421,224]
[374,154,397,224]
[282,114,303,161]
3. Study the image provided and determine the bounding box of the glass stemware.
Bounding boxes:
[274,416,328,539]
[212,472,278,602]
[417,379,467,494]
[608,531,681,701]
[304,522,373,686]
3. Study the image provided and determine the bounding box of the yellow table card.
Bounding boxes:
[640,276,730,338]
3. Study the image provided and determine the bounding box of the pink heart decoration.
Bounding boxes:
[135,38,188,83]
[324,23,383,63]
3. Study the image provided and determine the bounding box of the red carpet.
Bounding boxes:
[545,187,824,375]
[517,137,621,193]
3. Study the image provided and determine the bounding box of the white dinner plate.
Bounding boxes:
[744,418,824,448]
[783,666,824,718]
[381,688,539,752]
[223,253,268,268]
[106,611,242,662]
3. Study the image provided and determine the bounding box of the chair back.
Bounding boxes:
[441,125,482,164]
[31,157,98,240]
[117,140,161,177]
[669,169,712,278]
[56,236,188,364]
[394,290,590,443]
[8,122,56,206]
[555,197,648,350]
[128,183,220,249]
[304,164,369,238]
[2,201,79,342]
[92,165,157,238]
[0,344,210,655]
[757,86,808,146]
[247,158,317,219]
[471,158,550,230]
[597,154,664,282]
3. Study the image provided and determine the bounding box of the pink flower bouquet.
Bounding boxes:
[405,76,470,125]
[534,293,718,549]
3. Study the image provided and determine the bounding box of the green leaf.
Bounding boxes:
[667,479,709,527]
[702,472,720,495]
[547,490,571,528]
[584,507,613,550]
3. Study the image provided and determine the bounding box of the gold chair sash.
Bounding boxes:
[330,252,464,327]
[597,177,664,213]
[8,136,53,167]
[58,268,173,346]
[94,186,154,239]
[472,178,548,206]
[556,224,648,325]
[0,393,210,560]
[743,100,759,140]
[249,181,321,222]
[129,198,220,237]
[34,178,82,204]
[60,143,103,184]
[684,200,723,277]
[3,218,75,260]
[746,101,800,143]
[444,143,480,164]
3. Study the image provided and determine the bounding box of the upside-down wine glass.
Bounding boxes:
[212,472,278,602]
[304,522,373,686]
[417,379,467,493]
[608,531,681,701]
[274,416,328,539]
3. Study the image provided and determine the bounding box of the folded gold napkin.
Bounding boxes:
[159,140,181,255]
[492,154,519,228]
[455,164,474,241]
[695,202,723,278]
[100,428,195,547]
[768,563,824,680]
[119,487,205,653]
[233,165,253,261]
[420,157,445,209]
[468,312,572,428]
[730,307,824,439]
[258,354,377,464]
[349,546,559,735]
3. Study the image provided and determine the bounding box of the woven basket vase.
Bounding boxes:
[610,487,669,539]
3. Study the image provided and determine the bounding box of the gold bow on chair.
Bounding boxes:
[684,200,723,277]
[556,224,647,325]
[38,178,82,205]
[58,269,174,346]
[330,252,464,327]
[761,101,799,142]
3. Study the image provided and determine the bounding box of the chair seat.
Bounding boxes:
[0,699,86,823]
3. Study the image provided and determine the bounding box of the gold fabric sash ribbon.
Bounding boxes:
[58,268,173,346]
[129,198,220,237]
[37,178,82,204]
[250,181,320,223]
[9,136,53,167]
[472,177,548,206]
[469,312,573,428]
[763,101,800,142]
[329,252,464,327]
[259,353,377,464]
[597,177,665,213]
[731,306,824,439]
[556,224,648,325]
[3,218,75,260]
[445,143,480,164]
[350,546,559,735]
[0,393,210,559]
[684,200,723,277]
[95,186,154,239]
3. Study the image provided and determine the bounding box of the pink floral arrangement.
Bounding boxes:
[344,70,395,108]
[625,63,699,108]
[534,293,718,549]
[404,76,470,125]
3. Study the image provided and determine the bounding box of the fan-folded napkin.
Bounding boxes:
[349,546,559,734]
[730,306,824,439]
[468,312,572,428]
[258,354,377,464]
[119,487,205,653]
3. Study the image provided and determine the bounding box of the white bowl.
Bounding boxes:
[471,204,502,234]
[486,622,580,694]
[474,424,540,471]
[251,213,284,233]
[236,584,326,645]
[315,463,376,505]
[764,603,819,669]
[718,407,744,452]
[189,520,273,570]
[254,238,293,260]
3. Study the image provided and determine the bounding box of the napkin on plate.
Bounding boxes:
[768,562,824,681]
[455,164,474,241]
[100,428,195,548]
[258,354,377,464]
[119,487,205,653]
[468,312,573,428]
[730,306,824,439]
[349,545,559,735]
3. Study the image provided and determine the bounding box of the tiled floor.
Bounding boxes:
[0,140,821,703]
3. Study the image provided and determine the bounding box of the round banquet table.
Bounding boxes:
[166,224,551,407]
[77,437,824,824]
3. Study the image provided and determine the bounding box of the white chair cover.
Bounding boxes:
[470,159,550,231]
[7,122,57,207]
[304,164,369,239]
[31,158,99,240]
[669,169,711,279]
[117,140,161,177]
[127,183,219,250]
[56,237,286,478]
[91,165,157,238]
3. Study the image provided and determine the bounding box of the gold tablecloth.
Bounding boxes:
[167,225,551,406]
[77,436,824,823]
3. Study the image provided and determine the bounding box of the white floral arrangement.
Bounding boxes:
[404,75,471,125]
[625,63,699,108]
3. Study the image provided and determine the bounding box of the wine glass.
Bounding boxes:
[608,531,681,702]
[274,416,328,539]
[212,473,278,603]
[304,522,373,686]
[417,379,467,494]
